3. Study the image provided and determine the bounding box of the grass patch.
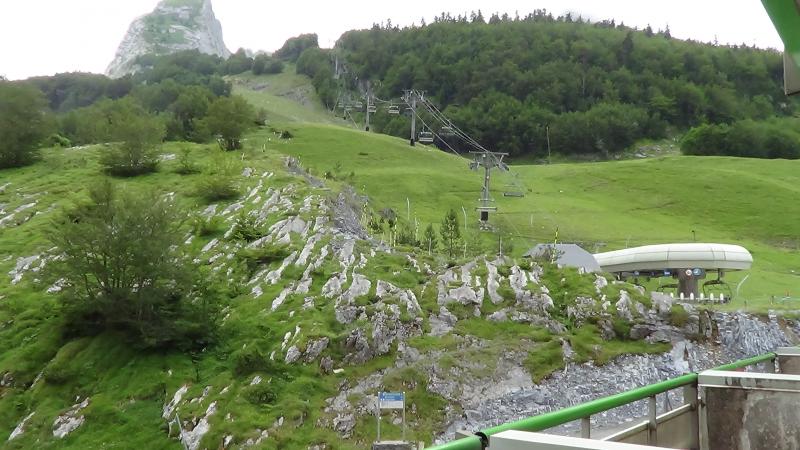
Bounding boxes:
[525,340,564,382]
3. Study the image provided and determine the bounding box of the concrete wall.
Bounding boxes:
[778,348,800,375]
[700,370,800,450]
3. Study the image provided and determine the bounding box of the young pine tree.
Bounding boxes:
[423,224,438,254]
[439,209,462,258]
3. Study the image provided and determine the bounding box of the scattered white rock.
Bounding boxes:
[14,202,36,214]
[163,385,188,419]
[264,251,298,285]
[181,401,217,450]
[201,238,219,253]
[9,255,41,285]
[594,275,608,293]
[8,412,35,441]
[53,398,89,439]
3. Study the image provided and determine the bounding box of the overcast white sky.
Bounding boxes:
[0,0,784,80]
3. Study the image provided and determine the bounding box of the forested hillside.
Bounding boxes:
[325,11,796,158]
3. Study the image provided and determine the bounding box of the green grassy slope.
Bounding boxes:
[231,67,345,125]
[1,66,798,449]
[232,68,799,310]
[272,122,800,312]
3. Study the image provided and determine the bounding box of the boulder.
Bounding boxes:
[304,337,330,363]
[285,346,302,364]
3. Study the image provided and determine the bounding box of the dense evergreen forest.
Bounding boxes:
[306,11,799,159]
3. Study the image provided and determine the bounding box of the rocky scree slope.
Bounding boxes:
[106,0,231,78]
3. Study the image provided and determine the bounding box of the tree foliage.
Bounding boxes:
[296,48,338,108]
[439,209,462,258]
[48,181,218,349]
[681,119,800,159]
[274,33,319,62]
[201,95,256,151]
[25,72,133,113]
[334,12,794,158]
[252,54,284,75]
[225,48,254,75]
[423,223,438,254]
[99,98,166,176]
[0,81,52,168]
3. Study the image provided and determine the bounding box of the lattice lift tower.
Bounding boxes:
[469,151,509,225]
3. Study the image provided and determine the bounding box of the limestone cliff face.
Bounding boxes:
[106,0,231,78]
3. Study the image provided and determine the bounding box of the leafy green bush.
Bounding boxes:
[45,133,72,148]
[0,81,52,168]
[275,33,319,62]
[43,342,84,385]
[681,119,800,160]
[230,212,264,242]
[47,181,218,350]
[175,148,200,175]
[196,175,239,202]
[232,341,274,376]
[191,214,224,237]
[669,305,690,328]
[497,285,516,301]
[243,382,278,404]
[100,99,166,177]
[238,245,290,275]
[612,319,632,339]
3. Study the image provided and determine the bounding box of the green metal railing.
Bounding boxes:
[426,352,776,450]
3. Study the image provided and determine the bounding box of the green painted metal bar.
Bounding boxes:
[478,373,698,438]
[762,0,800,65]
[714,352,776,371]
[425,352,776,449]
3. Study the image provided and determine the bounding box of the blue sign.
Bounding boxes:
[379,392,405,409]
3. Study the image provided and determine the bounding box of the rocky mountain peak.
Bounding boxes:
[105,0,231,78]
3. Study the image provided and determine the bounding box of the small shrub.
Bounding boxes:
[238,245,290,275]
[243,382,278,404]
[669,305,690,328]
[281,264,305,281]
[612,319,632,339]
[230,213,264,242]
[232,342,271,376]
[279,130,293,139]
[45,134,71,148]
[497,285,516,301]
[42,354,78,385]
[175,148,200,175]
[102,144,159,177]
[196,175,239,202]
[191,215,224,237]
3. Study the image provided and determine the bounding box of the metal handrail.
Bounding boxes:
[426,352,776,450]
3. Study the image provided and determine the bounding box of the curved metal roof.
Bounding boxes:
[593,243,753,273]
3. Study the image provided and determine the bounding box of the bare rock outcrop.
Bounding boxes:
[106,0,231,78]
